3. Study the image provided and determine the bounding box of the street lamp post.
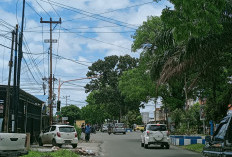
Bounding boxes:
[57,76,100,101]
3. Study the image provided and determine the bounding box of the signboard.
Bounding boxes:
[62,117,68,121]
[44,39,58,43]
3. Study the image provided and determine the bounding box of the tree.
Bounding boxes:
[61,105,82,125]
[85,55,139,121]
[131,0,232,122]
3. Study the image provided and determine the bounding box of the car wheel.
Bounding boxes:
[72,144,77,148]
[145,144,149,149]
[123,132,126,135]
[165,144,170,149]
[38,138,43,146]
[161,144,164,148]
[52,139,57,146]
[141,143,144,147]
[57,144,62,148]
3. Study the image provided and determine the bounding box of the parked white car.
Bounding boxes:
[141,124,170,149]
[0,133,28,156]
[39,125,78,148]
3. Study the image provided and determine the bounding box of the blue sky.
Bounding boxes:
[0,0,172,109]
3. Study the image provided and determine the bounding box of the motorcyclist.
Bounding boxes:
[108,124,113,135]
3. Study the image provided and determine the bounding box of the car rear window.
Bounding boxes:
[59,127,75,132]
[147,125,167,131]
[115,123,124,128]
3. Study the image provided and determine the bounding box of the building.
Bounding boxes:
[154,108,166,123]
[0,85,48,143]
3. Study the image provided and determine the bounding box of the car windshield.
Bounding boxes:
[138,125,144,127]
[59,127,75,132]
[115,123,124,128]
[147,125,166,131]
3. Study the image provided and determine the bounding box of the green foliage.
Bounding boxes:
[85,55,139,121]
[74,124,82,140]
[22,150,79,157]
[161,0,226,41]
[61,105,82,125]
[182,144,205,153]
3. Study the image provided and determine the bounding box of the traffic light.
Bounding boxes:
[57,100,61,111]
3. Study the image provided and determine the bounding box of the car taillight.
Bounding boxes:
[147,131,150,135]
[57,132,61,137]
[75,132,77,137]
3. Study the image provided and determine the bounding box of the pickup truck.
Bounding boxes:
[203,113,232,157]
[0,133,28,157]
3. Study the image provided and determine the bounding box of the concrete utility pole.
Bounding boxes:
[40,18,61,125]
[15,0,26,133]
[63,96,70,106]
[12,25,18,133]
[4,30,15,132]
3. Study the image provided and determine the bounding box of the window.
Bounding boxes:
[147,125,167,131]
[51,126,56,131]
[44,127,51,133]
[59,127,75,132]
[115,123,124,128]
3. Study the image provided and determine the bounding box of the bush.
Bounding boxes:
[74,124,82,139]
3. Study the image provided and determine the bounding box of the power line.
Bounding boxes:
[47,0,60,17]
[24,30,136,34]
[25,1,42,17]
[36,0,51,17]
[39,0,137,30]
[63,1,154,23]
[61,26,131,51]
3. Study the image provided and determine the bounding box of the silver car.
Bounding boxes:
[39,125,78,148]
[141,124,170,149]
[113,123,126,134]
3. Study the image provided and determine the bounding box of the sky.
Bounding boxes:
[0,0,172,112]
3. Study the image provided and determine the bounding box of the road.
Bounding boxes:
[92,132,202,157]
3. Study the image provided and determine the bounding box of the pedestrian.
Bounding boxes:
[85,123,91,142]
[81,123,85,133]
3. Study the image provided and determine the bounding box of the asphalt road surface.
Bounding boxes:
[93,132,203,157]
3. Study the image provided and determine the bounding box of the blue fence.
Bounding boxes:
[170,135,205,146]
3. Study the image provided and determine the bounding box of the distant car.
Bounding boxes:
[113,123,126,134]
[101,124,108,132]
[135,125,144,132]
[141,124,170,149]
[39,125,78,148]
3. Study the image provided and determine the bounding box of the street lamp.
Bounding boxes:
[57,75,100,101]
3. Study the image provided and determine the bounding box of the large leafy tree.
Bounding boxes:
[61,105,82,125]
[131,0,232,122]
[85,55,138,121]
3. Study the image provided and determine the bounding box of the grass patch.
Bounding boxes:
[21,149,80,157]
[182,144,204,153]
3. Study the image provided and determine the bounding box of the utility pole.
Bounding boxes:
[63,96,70,106]
[40,18,61,125]
[12,25,18,133]
[15,0,26,133]
[4,29,15,133]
